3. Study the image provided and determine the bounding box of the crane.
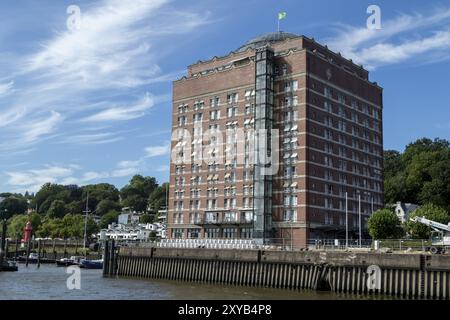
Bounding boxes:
[410,216,450,254]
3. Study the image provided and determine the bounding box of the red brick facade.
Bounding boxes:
[168,34,383,248]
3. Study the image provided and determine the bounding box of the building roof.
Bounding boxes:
[395,201,419,215]
[236,31,300,52]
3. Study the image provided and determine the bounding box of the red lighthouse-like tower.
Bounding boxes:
[23,221,33,243]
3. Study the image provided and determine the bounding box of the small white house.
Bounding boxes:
[394,201,419,223]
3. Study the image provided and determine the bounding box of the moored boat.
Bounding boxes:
[80,259,103,269]
[56,256,83,267]
[0,260,18,272]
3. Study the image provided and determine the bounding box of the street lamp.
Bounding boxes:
[357,190,361,248]
[345,191,348,249]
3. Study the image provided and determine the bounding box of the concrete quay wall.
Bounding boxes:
[105,245,450,299]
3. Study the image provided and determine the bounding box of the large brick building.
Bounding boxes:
[168,32,383,248]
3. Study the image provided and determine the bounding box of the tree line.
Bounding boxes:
[369,137,450,239]
[0,175,168,239]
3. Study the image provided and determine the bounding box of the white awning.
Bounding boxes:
[284,153,291,159]
[291,182,298,187]
[224,173,231,179]
[251,90,256,96]
[291,125,298,131]
[291,153,298,158]
[283,181,290,187]
[250,119,255,123]
[244,119,250,125]
[245,91,251,97]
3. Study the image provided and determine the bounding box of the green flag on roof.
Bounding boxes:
[278,12,287,20]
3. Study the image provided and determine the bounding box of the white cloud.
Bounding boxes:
[0,0,211,152]
[21,111,63,144]
[144,143,170,157]
[327,8,450,69]
[81,92,154,122]
[6,165,75,192]
[60,132,123,145]
[0,80,14,96]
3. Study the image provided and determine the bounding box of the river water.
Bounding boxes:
[0,264,392,300]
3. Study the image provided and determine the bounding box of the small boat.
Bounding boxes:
[0,260,18,272]
[56,256,83,267]
[79,259,103,269]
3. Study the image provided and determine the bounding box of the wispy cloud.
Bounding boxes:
[0,0,211,152]
[81,92,154,122]
[5,141,171,192]
[144,143,170,157]
[0,80,14,96]
[59,132,124,145]
[326,7,450,69]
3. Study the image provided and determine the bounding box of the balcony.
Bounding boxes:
[195,217,254,226]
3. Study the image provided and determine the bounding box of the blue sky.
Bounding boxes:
[1,0,450,193]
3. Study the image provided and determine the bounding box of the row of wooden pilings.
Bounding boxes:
[102,243,450,299]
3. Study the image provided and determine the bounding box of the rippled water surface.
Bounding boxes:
[0,264,392,300]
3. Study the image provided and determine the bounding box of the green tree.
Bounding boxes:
[0,196,28,219]
[82,183,120,212]
[368,209,404,239]
[37,218,65,238]
[407,204,450,239]
[96,199,121,216]
[139,213,153,224]
[383,138,450,210]
[65,200,84,215]
[99,210,120,229]
[148,183,168,212]
[47,200,67,218]
[34,183,69,214]
[120,175,158,212]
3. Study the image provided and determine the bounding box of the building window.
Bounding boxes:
[173,228,184,239]
[227,106,238,118]
[193,100,204,110]
[205,228,220,239]
[223,228,237,239]
[193,112,203,123]
[283,210,297,221]
[210,110,220,120]
[224,212,237,222]
[240,228,253,239]
[284,80,298,92]
[178,116,187,126]
[188,228,200,239]
[227,92,238,104]
[210,96,220,107]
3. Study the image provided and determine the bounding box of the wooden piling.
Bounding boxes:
[25,237,32,267]
[37,240,41,268]
[14,237,19,261]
